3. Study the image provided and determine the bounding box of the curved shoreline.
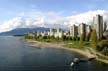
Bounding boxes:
[25,39,108,64]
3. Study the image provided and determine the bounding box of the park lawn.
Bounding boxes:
[35,37,91,49]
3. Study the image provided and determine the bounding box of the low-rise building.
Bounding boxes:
[41,31,48,37]
[54,28,63,38]
[49,28,57,36]
[54,32,63,38]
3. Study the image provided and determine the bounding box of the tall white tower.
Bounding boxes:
[93,14,103,39]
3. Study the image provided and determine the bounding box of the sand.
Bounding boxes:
[24,39,108,64]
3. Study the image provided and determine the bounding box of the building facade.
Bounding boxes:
[78,23,86,37]
[103,22,107,32]
[49,28,57,36]
[55,28,63,38]
[70,24,78,37]
[86,25,91,37]
[93,15,103,39]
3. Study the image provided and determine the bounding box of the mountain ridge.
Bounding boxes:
[0,27,50,36]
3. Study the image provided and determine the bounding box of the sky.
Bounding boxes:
[0,0,108,32]
[0,0,107,21]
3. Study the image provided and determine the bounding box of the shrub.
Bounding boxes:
[101,47,108,56]
[80,35,84,46]
[73,37,76,41]
[95,41,108,56]
[96,41,108,52]
[90,29,97,47]
[76,37,80,41]
[70,37,73,40]
[24,34,34,39]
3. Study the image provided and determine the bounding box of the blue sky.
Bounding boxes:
[0,0,108,33]
[0,0,107,22]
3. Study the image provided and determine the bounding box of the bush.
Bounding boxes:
[97,41,106,50]
[61,35,66,40]
[101,47,108,56]
[80,35,84,46]
[24,34,34,39]
[73,37,76,41]
[42,36,47,39]
[86,36,90,41]
[90,29,97,47]
[96,41,108,55]
[70,37,73,40]
[76,37,80,41]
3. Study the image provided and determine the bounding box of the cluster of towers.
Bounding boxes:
[70,14,107,40]
[29,14,107,40]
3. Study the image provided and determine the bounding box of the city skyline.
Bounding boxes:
[33,14,106,40]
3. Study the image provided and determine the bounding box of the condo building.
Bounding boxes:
[55,28,63,38]
[70,24,78,37]
[86,25,91,37]
[93,15,103,39]
[49,28,57,36]
[78,23,86,37]
[103,22,107,32]
[33,14,107,40]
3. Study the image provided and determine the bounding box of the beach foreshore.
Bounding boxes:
[25,39,108,64]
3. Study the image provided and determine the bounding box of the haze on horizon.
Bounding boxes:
[0,0,108,33]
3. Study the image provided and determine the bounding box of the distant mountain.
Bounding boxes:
[0,27,50,36]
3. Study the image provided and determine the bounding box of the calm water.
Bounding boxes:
[0,36,107,71]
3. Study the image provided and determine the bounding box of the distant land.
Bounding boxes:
[0,27,50,36]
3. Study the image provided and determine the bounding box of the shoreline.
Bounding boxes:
[25,39,108,64]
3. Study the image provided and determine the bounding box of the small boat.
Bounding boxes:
[70,58,80,67]
[73,58,80,63]
[70,62,74,67]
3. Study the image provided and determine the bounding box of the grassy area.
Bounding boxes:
[63,40,91,49]
[25,36,108,63]
[25,35,91,49]
[36,38,63,43]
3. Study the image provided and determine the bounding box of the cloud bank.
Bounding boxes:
[0,10,108,33]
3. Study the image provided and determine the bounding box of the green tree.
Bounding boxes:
[90,29,97,47]
[50,35,55,39]
[61,34,66,41]
[43,36,47,39]
[86,32,90,41]
[80,35,84,46]
[96,41,107,51]
[76,37,80,41]
[102,47,108,56]
[73,37,76,41]
[96,40,108,56]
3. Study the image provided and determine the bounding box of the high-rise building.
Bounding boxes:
[103,22,107,32]
[86,25,91,37]
[78,23,86,37]
[93,15,103,39]
[70,24,78,37]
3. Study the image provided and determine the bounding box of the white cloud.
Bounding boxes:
[68,10,108,26]
[0,10,108,33]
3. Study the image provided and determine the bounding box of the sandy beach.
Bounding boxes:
[26,39,95,58]
[25,39,108,64]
